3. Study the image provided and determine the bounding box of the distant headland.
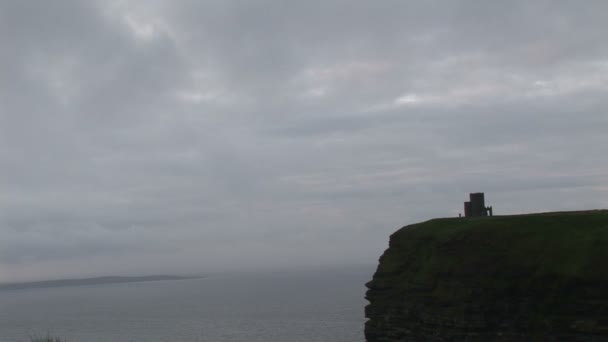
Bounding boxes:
[0,275,205,291]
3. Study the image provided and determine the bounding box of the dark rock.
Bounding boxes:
[365,210,608,341]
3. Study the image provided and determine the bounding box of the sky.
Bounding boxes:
[1,0,608,282]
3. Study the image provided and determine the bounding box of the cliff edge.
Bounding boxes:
[365,210,608,341]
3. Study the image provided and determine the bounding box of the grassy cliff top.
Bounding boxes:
[379,210,608,281]
[366,210,608,340]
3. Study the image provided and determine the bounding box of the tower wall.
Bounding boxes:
[464,201,472,217]
[470,193,486,217]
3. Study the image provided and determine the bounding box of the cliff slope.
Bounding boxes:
[365,210,608,341]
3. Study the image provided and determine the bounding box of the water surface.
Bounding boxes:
[0,267,371,342]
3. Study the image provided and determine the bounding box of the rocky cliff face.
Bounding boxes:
[365,211,608,341]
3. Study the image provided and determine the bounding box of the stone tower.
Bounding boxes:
[463,192,492,217]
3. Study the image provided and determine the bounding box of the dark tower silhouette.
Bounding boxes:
[462,192,493,217]
[464,201,472,217]
[470,193,486,217]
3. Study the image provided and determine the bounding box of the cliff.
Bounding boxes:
[365,210,608,341]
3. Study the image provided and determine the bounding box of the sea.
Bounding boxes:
[0,267,372,342]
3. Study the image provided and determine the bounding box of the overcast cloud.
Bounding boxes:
[1,0,607,281]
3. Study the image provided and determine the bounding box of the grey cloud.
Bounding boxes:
[1,0,607,281]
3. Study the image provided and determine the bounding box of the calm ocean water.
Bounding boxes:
[0,267,372,342]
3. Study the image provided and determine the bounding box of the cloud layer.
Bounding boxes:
[1,0,607,281]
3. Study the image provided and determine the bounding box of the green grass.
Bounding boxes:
[382,210,608,280]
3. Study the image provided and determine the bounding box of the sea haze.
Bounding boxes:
[0,267,371,342]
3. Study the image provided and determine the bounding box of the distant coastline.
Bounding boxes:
[0,275,205,291]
